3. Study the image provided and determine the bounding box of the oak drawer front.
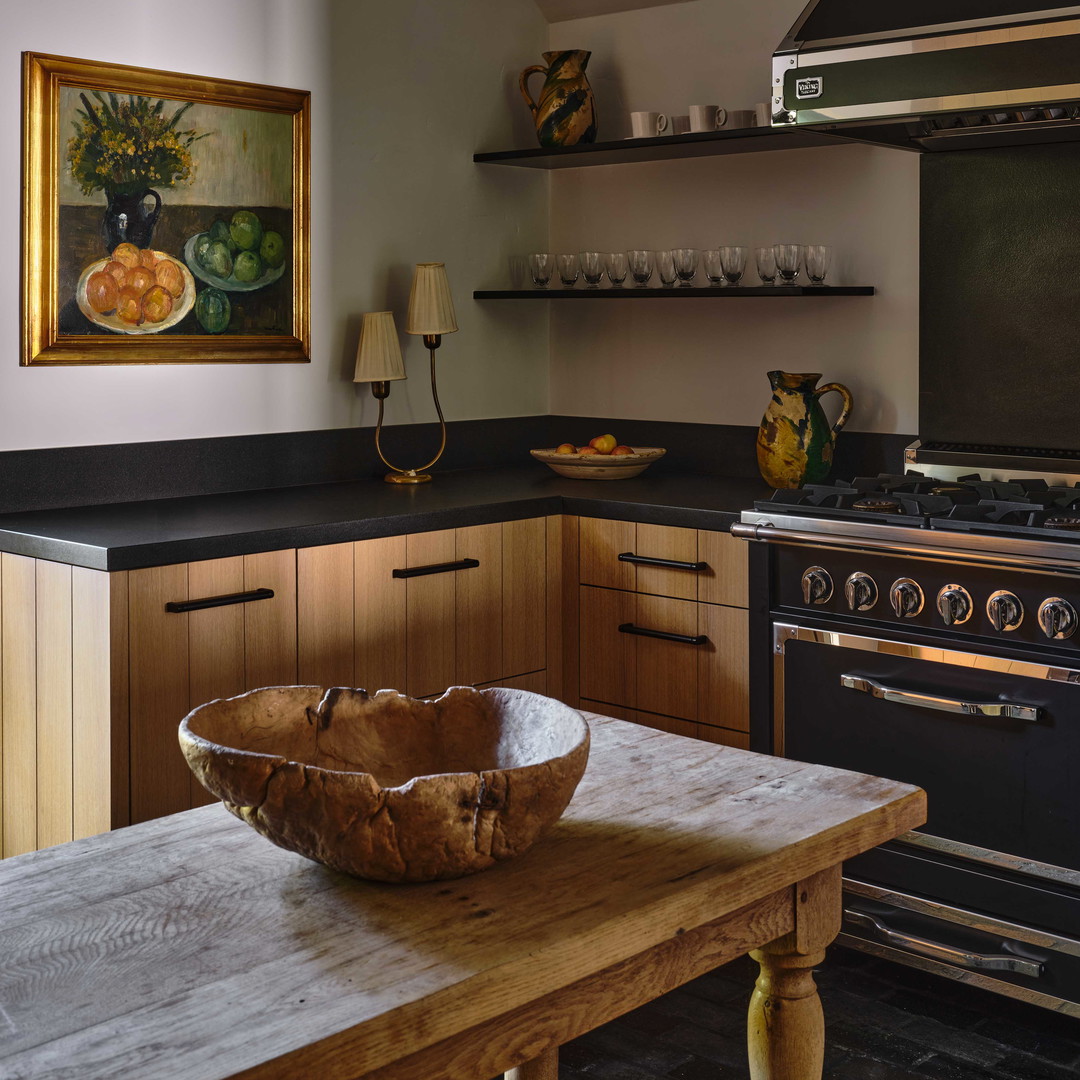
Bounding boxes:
[578,586,748,729]
[578,700,749,749]
[577,518,747,605]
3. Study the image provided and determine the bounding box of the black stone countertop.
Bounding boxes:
[0,465,772,571]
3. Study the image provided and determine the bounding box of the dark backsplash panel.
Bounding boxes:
[921,143,1080,452]
[0,418,911,514]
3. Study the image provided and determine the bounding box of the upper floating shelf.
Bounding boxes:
[474,286,875,299]
[473,126,845,169]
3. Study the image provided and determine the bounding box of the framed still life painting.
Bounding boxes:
[21,52,310,365]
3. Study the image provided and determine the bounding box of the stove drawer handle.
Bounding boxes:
[840,674,1040,722]
[844,908,1043,978]
[618,553,709,572]
[618,623,709,646]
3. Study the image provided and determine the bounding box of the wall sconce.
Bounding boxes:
[353,263,458,485]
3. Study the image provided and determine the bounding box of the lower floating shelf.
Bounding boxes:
[474,286,874,299]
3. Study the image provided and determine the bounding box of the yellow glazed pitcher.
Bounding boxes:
[757,371,854,489]
[519,51,598,148]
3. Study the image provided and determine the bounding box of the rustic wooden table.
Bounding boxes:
[0,715,924,1080]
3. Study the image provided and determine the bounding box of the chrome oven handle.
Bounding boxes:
[840,674,1040,722]
[844,908,1043,978]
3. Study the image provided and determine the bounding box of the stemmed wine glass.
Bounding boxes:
[628,249,654,287]
[805,245,832,286]
[774,244,803,284]
[719,246,747,286]
[528,252,553,289]
[605,252,629,287]
[755,246,777,286]
[580,251,605,288]
[672,247,698,287]
[556,253,580,287]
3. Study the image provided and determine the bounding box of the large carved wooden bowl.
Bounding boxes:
[179,685,590,883]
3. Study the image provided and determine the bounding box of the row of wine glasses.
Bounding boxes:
[528,245,832,288]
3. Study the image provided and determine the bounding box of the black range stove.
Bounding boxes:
[732,470,1080,1019]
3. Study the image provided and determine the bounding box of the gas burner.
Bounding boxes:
[852,497,903,514]
[1044,516,1080,531]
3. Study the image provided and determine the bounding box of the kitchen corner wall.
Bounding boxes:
[545,0,920,435]
[0,0,549,452]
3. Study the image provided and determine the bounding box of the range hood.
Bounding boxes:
[773,2,1080,151]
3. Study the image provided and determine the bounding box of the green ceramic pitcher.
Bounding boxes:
[757,371,854,489]
[519,51,598,148]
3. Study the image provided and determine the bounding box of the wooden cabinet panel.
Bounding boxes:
[455,523,503,687]
[2,554,37,858]
[405,530,457,698]
[244,549,298,691]
[129,563,190,826]
[187,557,246,808]
[634,593,701,722]
[578,517,635,591]
[698,603,749,734]
[633,524,700,600]
[476,670,547,694]
[698,528,749,608]
[354,536,406,695]
[578,585,635,708]
[298,543,354,688]
[36,560,74,848]
[502,517,546,680]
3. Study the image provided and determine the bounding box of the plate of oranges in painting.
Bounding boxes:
[76,242,196,334]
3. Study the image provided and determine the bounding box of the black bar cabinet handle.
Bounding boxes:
[618,552,709,572]
[392,558,480,579]
[165,587,275,614]
[618,622,709,646]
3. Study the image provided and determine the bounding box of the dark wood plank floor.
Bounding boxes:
[555,948,1080,1079]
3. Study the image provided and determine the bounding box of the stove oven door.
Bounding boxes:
[775,622,1080,1013]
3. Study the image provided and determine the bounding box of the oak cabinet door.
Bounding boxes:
[129,553,298,824]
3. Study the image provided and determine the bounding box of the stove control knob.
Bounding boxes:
[936,584,973,626]
[845,572,878,612]
[987,591,1024,633]
[1038,597,1077,640]
[889,578,924,618]
[801,566,833,605]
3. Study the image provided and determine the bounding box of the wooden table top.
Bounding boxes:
[0,715,924,1080]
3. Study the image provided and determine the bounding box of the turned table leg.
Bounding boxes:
[747,865,842,1080]
[506,1046,558,1080]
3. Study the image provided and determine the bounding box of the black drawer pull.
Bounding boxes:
[618,552,708,572]
[165,588,275,614]
[392,558,480,579]
[618,622,709,646]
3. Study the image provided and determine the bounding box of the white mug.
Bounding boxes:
[630,111,668,137]
[670,114,691,135]
[722,109,756,129]
[754,102,772,127]
[688,105,726,132]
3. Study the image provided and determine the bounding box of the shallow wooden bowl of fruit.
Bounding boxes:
[530,446,666,479]
[179,685,590,883]
[76,247,195,335]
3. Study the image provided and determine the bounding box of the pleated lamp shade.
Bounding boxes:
[353,311,406,383]
[405,263,458,336]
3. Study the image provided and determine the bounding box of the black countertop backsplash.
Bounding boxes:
[0,419,911,571]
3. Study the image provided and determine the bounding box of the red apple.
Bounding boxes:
[578,446,600,455]
[610,445,634,456]
[554,443,576,454]
[588,434,618,454]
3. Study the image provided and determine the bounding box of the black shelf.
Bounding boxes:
[473,126,846,169]
[474,286,875,299]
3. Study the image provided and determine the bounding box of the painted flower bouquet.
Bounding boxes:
[67,92,205,197]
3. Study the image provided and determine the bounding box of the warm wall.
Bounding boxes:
[543,0,920,435]
[1,0,549,451]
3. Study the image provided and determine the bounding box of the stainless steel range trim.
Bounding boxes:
[894,830,1080,891]
[733,516,1080,575]
[773,622,1080,692]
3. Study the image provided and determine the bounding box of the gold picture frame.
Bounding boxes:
[22,52,310,366]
